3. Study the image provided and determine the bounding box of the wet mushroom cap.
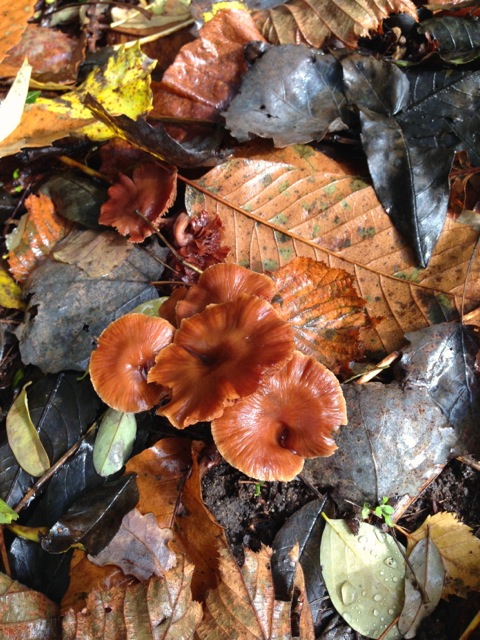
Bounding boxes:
[211,351,347,482]
[90,313,175,413]
[148,294,295,428]
[176,263,276,322]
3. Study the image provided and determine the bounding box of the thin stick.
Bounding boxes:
[354,351,401,384]
[0,527,11,577]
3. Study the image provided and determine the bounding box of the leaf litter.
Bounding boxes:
[0,1,480,639]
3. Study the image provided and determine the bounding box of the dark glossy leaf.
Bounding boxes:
[342,53,480,266]
[41,474,139,555]
[420,17,480,64]
[272,497,331,635]
[399,322,480,457]
[15,236,166,372]
[40,170,108,229]
[0,372,99,508]
[84,94,228,168]
[225,45,350,147]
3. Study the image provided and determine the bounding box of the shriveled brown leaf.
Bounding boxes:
[407,512,480,598]
[7,193,73,283]
[0,0,34,71]
[197,546,314,639]
[272,256,370,371]
[185,144,480,356]
[253,0,417,49]
[0,572,60,639]
[62,557,202,640]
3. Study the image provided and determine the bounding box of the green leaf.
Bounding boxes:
[0,498,19,524]
[93,409,137,477]
[6,382,50,477]
[320,517,405,639]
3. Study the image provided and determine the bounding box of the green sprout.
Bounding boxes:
[254,482,264,497]
[361,496,395,527]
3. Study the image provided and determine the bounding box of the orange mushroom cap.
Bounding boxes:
[148,294,295,428]
[211,351,347,482]
[175,263,276,323]
[90,313,175,413]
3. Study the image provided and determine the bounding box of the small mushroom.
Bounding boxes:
[176,263,276,322]
[211,351,347,482]
[148,294,295,428]
[90,313,175,412]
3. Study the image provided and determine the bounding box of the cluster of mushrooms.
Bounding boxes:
[89,263,347,481]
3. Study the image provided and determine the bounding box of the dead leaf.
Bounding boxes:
[407,512,480,598]
[6,193,73,283]
[0,0,34,71]
[253,0,417,49]
[110,0,192,36]
[0,265,25,309]
[185,144,480,355]
[62,557,202,640]
[196,546,314,639]
[272,257,370,371]
[88,509,176,581]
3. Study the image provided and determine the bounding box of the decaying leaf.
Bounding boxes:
[88,509,176,580]
[398,535,445,639]
[320,518,405,640]
[0,572,59,640]
[407,512,480,598]
[6,192,73,283]
[0,265,25,310]
[0,58,32,143]
[0,0,34,71]
[6,382,50,478]
[110,0,192,36]
[93,409,137,477]
[253,0,417,49]
[197,546,314,639]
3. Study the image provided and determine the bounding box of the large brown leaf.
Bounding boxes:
[185,144,480,355]
[253,0,417,48]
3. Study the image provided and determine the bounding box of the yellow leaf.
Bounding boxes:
[0,58,31,143]
[203,1,249,22]
[408,512,480,598]
[0,266,25,309]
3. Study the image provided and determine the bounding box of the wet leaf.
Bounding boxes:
[15,235,166,373]
[0,58,32,143]
[197,546,314,639]
[93,409,136,477]
[62,557,202,639]
[0,572,60,640]
[6,192,74,283]
[420,16,480,64]
[320,518,404,639]
[88,509,176,580]
[111,0,192,36]
[186,144,480,356]
[0,0,34,72]
[41,474,139,555]
[271,257,369,371]
[0,497,19,524]
[254,0,416,48]
[0,265,25,310]
[6,382,50,478]
[398,535,445,638]
[408,512,480,598]
[226,45,350,146]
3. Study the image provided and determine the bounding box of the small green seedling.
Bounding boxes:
[361,496,395,527]
[254,481,264,497]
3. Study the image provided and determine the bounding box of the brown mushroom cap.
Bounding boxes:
[148,294,295,428]
[175,263,276,323]
[90,313,175,413]
[211,351,347,482]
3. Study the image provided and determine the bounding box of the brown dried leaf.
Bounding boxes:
[407,512,480,598]
[185,145,480,356]
[62,557,202,640]
[0,0,34,71]
[7,193,73,283]
[196,546,314,639]
[272,257,369,371]
[254,0,417,49]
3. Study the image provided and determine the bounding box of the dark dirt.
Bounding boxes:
[203,456,480,640]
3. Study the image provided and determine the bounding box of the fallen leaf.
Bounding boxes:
[0,0,34,70]
[320,518,405,639]
[0,498,19,524]
[62,557,202,640]
[6,192,73,283]
[6,382,50,478]
[88,509,176,580]
[93,409,137,477]
[407,512,480,598]
[185,144,480,355]
[253,0,417,48]
[0,572,59,640]
[111,0,192,36]
[0,58,32,143]
[398,535,445,639]
[0,265,25,310]
[419,16,480,64]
